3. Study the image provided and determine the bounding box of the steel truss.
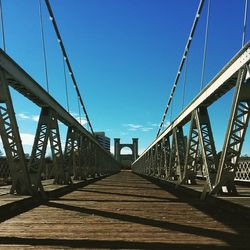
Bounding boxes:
[0,50,121,195]
[49,114,68,184]
[153,144,159,177]
[193,107,218,197]
[168,127,185,181]
[29,108,52,192]
[181,113,199,185]
[64,127,76,179]
[132,42,250,198]
[80,136,91,179]
[161,136,170,179]
[0,71,32,194]
[212,66,250,195]
[72,133,83,181]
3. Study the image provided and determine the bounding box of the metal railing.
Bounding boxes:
[235,160,250,182]
[0,49,121,195]
[132,42,250,196]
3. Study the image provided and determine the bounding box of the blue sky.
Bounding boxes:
[0,0,249,156]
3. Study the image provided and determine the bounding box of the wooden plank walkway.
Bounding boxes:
[0,171,249,249]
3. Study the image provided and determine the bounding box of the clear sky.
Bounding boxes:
[0,0,249,156]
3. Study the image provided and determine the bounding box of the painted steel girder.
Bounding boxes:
[163,137,171,178]
[72,133,81,180]
[81,137,92,178]
[158,141,165,178]
[157,141,166,178]
[153,144,160,177]
[87,141,95,177]
[0,49,115,169]
[134,42,250,167]
[84,141,96,177]
[194,108,217,192]
[168,134,177,180]
[212,67,250,195]
[159,136,170,178]
[64,126,80,182]
[150,147,156,176]
[146,149,151,176]
[76,135,88,180]
[181,113,199,185]
[28,108,52,192]
[84,140,93,177]
[93,146,98,176]
[49,116,69,184]
[146,151,150,175]
[142,156,146,175]
[95,147,102,176]
[169,127,185,181]
[0,71,32,195]
[152,145,158,177]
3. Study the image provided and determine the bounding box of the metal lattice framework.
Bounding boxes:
[132,42,250,197]
[236,160,250,181]
[0,49,121,195]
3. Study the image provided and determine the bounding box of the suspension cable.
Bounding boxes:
[156,0,205,137]
[242,0,248,47]
[44,0,94,135]
[38,0,50,93]
[170,98,174,124]
[181,56,188,110]
[0,0,6,51]
[62,55,70,112]
[77,97,82,125]
[200,0,211,90]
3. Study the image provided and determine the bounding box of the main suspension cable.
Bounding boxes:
[62,55,70,112]
[200,0,211,90]
[38,0,50,93]
[44,0,94,135]
[181,56,188,110]
[156,0,205,137]
[0,0,6,51]
[77,97,82,125]
[242,0,248,47]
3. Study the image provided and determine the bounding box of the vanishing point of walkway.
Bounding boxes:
[0,171,249,249]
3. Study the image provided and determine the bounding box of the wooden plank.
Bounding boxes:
[0,171,249,249]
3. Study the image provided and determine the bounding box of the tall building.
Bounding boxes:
[94,132,110,152]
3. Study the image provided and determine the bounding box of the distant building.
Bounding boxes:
[94,132,110,152]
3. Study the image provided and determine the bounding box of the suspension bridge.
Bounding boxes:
[0,0,250,248]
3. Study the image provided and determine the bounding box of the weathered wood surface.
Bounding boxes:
[161,178,250,210]
[0,171,249,249]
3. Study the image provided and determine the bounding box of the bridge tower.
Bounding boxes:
[114,138,138,168]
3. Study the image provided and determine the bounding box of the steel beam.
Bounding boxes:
[28,108,52,193]
[0,49,115,162]
[64,127,77,181]
[73,134,84,180]
[169,127,185,181]
[194,108,217,195]
[158,140,165,178]
[181,113,199,185]
[169,131,177,180]
[49,115,69,184]
[77,135,87,179]
[0,51,120,195]
[134,42,250,164]
[162,136,171,179]
[212,66,250,195]
[0,70,32,194]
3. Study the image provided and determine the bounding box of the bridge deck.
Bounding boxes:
[0,171,249,249]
